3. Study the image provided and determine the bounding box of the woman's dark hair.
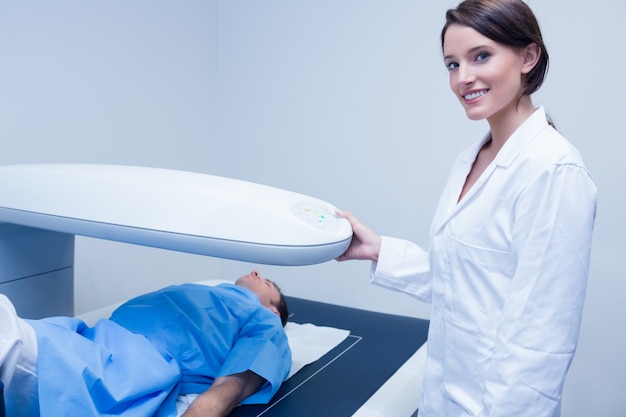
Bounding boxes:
[441,0,549,97]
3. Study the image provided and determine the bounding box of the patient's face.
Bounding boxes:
[236,270,282,318]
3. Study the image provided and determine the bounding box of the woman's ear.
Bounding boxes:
[521,43,541,74]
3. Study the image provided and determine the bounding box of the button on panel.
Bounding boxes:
[291,201,340,232]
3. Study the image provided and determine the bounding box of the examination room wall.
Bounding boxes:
[0,1,624,416]
[0,1,225,309]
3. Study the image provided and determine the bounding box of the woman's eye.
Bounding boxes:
[476,52,490,62]
[446,61,459,71]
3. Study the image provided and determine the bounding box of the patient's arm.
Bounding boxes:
[181,370,266,417]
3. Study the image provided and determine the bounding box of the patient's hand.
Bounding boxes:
[182,371,265,417]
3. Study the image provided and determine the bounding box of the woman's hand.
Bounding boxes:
[335,210,382,262]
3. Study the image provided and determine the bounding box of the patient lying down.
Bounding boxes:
[0,270,291,417]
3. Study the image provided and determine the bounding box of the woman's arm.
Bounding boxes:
[182,371,265,417]
[479,164,596,416]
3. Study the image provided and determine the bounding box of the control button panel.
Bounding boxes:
[291,201,341,232]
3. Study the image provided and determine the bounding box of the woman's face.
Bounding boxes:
[443,24,528,123]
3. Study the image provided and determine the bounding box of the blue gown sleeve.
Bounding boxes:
[216,308,291,404]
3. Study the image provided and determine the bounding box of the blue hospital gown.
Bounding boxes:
[27,283,291,417]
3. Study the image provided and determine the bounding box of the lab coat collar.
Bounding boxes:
[432,107,550,234]
[458,106,549,167]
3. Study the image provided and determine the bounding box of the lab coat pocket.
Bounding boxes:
[447,235,514,336]
[442,321,492,417]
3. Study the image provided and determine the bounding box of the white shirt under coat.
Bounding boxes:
[371,107,597,417]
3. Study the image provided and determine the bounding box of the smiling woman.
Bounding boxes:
[442,22,543,201]
[335,1,597,416]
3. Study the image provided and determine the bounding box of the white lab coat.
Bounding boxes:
[371,107,597,417]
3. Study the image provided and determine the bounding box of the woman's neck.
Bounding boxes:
[487,95,536,152]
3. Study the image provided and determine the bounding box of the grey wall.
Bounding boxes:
[0,0,223,309]
[1,1,624,415]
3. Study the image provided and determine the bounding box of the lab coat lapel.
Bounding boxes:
[430,143,496,235]
[429,137,486,235]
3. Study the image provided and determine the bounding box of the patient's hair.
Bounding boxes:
[271,281,289,327]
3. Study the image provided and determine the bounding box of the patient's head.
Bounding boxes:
[236,270,289,327]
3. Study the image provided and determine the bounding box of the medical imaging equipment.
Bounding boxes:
[0,163,352,317]
[0,164,428,416]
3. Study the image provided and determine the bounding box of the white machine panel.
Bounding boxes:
[0,164,352,266]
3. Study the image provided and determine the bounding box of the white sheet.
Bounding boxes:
[284,321,349,379]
